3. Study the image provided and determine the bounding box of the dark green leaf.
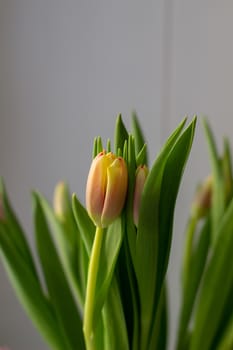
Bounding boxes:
[135,117,187,349]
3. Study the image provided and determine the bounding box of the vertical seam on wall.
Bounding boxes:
[160,0,174,140]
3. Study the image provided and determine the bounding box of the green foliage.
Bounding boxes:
[0,113,198,350]
[177,119,233,350]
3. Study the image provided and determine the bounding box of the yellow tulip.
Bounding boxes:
[86,151,128,228]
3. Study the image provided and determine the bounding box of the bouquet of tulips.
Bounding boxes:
[1,114,233,350]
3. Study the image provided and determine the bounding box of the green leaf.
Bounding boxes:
[97,136,103,153]
[157,117,197,297]
[93,218,124,328]
[0,178,38,279]
[125,135,137,268]
[117,231,140,350]
[0,223,67,350]
[92,137,98,158]
[136,143,147,166]
[131,111,148,165]
[211,280,233,349]
[72,194,95,256]
[33,193,85,350]
[148,284,167,350]
[222,138,233,204]
[135,117,187,349]
[114,114,129,153]
[106,138,111,153]
[202,118,225,241]
[216,312,233,350]
[176,217,211,350]
[37,193,85,309]
[190,196,233,350]
[102,277,129,350]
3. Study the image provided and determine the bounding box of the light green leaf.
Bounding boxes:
[131,111,148,165]
[136,143,147,166]
[37,193,85,308]
[190,196,233,350]
[93,218,124,328]
[33,193,85,350]
[72,194,95,256]
[202,118,225,241]
[176,217,211,350]
[0,178,38,278]
[102,277,129,350]
[0,223,67,350]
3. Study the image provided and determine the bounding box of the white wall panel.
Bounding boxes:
[167,1,233,348]
[0,1,165,349]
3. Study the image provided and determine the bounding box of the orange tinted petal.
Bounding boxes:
[101,157,128,227]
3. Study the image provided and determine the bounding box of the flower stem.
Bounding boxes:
[83,226,104,350]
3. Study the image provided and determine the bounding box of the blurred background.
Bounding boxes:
[1,1,233,349]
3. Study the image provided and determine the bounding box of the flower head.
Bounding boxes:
[86,151,128,228]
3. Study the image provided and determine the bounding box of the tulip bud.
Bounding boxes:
[133,165,149,227]
[191,175,212,219]
[53,181,71,221]
[86,151,128,228]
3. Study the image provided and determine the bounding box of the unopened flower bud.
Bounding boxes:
[53,181,70,221]
[86,151,128,228]
[191,175,212,219]
[133,165,149,227]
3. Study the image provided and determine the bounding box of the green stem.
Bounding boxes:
[83,226,104,350]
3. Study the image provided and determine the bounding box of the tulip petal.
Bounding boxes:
[101,157,128,228]
[86,152,107,227]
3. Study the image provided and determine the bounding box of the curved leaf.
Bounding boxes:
[191,196,233,350]
[0,224,67,350]
[33,193,85,350]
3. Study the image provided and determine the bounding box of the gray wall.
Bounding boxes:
[1,1,233,349]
